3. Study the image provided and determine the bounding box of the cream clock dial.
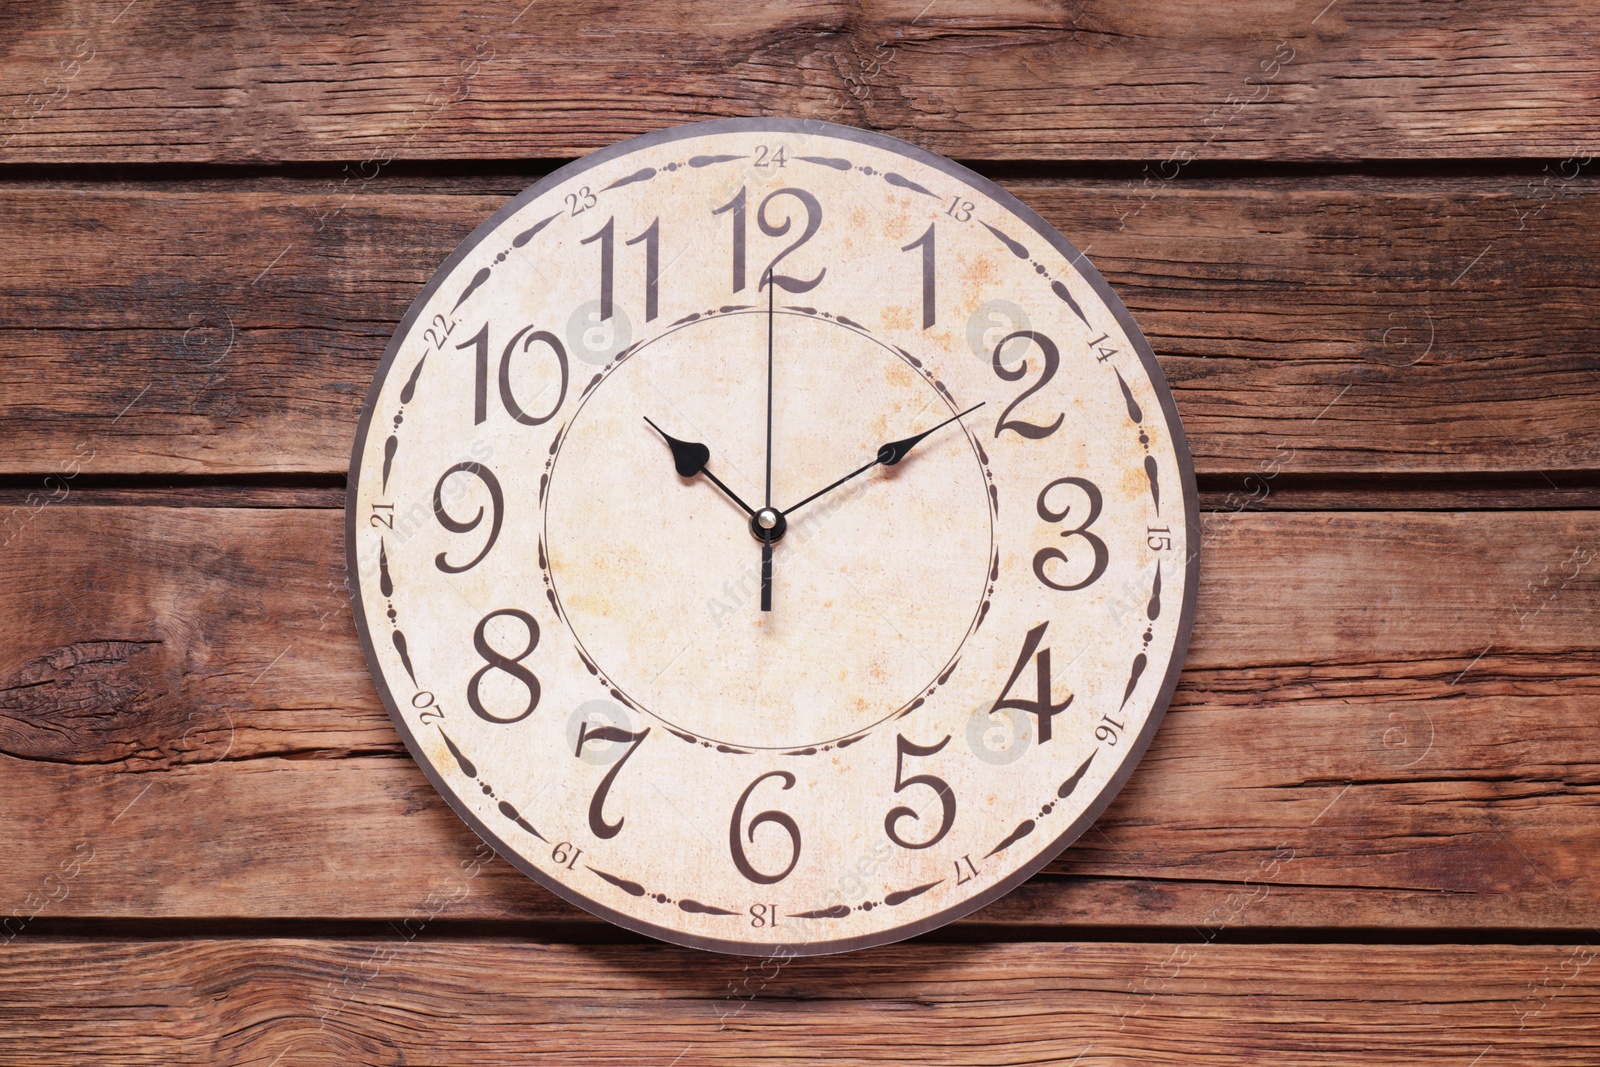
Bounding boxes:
[348,118,1198,956]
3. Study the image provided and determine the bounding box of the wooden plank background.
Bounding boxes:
[2,1,1597,1063]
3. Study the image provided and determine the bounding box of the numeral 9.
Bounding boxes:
[432,462,503,574]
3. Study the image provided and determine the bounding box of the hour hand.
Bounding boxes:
[876,402,985,466]
[643,417,755,517]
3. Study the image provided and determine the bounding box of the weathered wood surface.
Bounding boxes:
[2,0,1595,1057]
[4,0,1600,164]
[9,480,1600,514]
[3,505,1594,928]
[2,176,1596,477]
[1,939,1595,1065]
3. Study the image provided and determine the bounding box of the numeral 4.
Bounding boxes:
[991,622,1074,745]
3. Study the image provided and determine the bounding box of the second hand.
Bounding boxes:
[760,272,776,612]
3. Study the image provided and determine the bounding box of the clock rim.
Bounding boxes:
[346,115,1201,957]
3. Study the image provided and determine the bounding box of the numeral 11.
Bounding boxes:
[580,216,660,322]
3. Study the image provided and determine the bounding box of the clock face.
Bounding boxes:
[348,118,1198,956]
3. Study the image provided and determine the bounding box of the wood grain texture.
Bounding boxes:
[3,505,1595,929]
[1,176,1596,477]
[0,939,1595,1065]
[3,0,1600,163]
[2,0,1594,1050]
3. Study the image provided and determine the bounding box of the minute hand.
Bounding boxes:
[783,402,984,517]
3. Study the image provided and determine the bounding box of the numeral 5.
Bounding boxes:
[884,734,956,849]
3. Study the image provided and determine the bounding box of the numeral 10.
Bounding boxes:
[455,322,569,427]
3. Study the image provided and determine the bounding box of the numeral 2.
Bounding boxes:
[992,330,1064,440]
[757,188,825,293]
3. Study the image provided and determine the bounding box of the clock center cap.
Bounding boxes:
[750,507,787,543]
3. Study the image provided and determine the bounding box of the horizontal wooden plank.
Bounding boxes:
[2,506,1596,930]
[2,176,1596,477]
[0,939,1595,1064]
[8,477,1600,513]
[3,1,1599,163]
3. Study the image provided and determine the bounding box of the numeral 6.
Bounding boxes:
[729,771,801,885]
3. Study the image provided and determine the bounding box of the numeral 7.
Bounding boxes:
[573,723,650,839]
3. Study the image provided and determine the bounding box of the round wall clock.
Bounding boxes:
[348,118,1198,956]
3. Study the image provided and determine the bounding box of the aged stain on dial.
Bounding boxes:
[348,118,1198,956]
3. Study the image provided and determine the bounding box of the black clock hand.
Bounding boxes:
[765,267,775,512]
[783,402,985,517]
[761,275,776,612]
[643,416,755,517]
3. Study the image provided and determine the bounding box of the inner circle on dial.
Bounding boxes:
[542,309,993,751]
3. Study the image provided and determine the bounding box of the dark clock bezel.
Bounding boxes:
[347,116,1201,957]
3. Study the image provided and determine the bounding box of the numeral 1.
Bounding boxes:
[624,217,660,321]
[711,186,747,292]
[457,322,491,424]
[580,217,614,320]
[901,222,936,329]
